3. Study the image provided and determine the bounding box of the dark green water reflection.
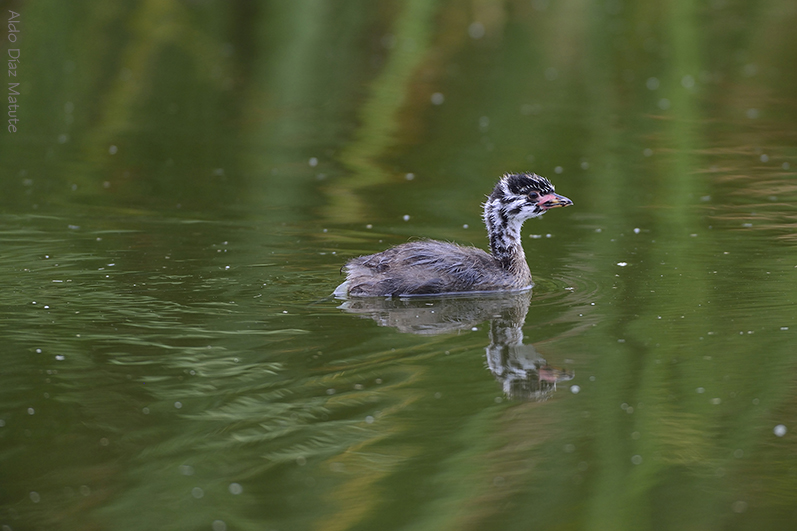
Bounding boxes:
[2,1,797,530]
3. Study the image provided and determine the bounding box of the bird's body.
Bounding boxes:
[335,173,572,298]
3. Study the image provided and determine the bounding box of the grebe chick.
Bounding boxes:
[335,173,572,298]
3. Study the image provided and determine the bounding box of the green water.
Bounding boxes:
[2,1,797,530]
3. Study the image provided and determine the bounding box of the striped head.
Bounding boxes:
[482,173,572,266]
[484,173,572,229]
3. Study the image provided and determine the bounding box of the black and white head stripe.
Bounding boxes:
[494,173,555,199]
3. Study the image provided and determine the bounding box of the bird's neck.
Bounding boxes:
[483,200,532,283]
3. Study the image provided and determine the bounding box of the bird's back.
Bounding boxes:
[340,240,526,297]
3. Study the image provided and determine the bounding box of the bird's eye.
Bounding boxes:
[528,192,539,200]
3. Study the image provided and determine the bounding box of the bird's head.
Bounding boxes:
[487,173,573,223]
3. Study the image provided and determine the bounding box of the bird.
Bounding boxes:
[334,173,572,297]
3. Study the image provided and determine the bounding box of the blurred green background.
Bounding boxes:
[1,1,797,530]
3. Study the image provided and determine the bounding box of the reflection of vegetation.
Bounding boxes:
[326,0,440,224]
[1,0,797,530]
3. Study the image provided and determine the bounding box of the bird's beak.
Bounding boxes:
[538,193,573,210]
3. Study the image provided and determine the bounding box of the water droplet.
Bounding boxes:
[468,22,485,39]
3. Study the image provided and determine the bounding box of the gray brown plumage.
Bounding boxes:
[335,173,572,297]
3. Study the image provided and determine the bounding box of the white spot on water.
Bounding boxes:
[468,22,485,39]
[732,500,748,513]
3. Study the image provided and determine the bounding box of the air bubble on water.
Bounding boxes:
[468,22,485,39]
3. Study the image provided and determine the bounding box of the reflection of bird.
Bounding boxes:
[335,173,572,298]
[485,316,573,401]
[337,291,574,401]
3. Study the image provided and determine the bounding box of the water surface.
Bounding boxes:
[2,2,797,530]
